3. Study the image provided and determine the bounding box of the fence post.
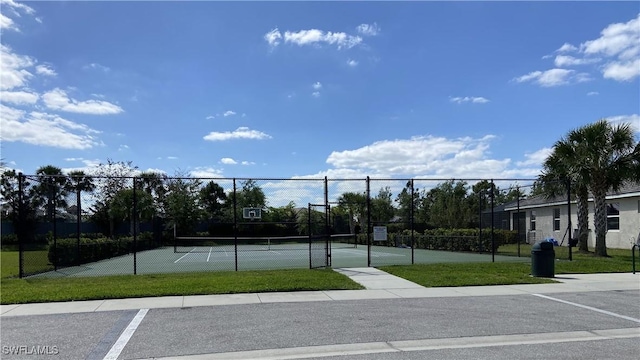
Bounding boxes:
[567,178,573,261]
[517,186,521,257]
[490,180,495,263]
[479,191,483,253]
[133,177,137,275]
[410,179,415,264]
[233,178,238,271]
[324,176,330,267]
[366,177,371,267]
[18,173,24,279]
[76,186,81,267]
[49,177,58,272]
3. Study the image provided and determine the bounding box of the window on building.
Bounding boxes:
[530,210,536,231]
[607,203,620,230]
[553,208,560,231]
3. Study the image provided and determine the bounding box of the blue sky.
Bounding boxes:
[1,0,639,181]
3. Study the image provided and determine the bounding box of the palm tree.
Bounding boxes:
[65,170,96,221]
[540,144,590,252]
[582,120,639,256]
[544,120,639,257]
[34,165,69,220]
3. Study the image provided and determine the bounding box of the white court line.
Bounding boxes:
[103,308,149,360]
[207,247,212,262]
[174,248,196,263]
[532,294,640,323]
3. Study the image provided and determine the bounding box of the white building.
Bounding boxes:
[504,183,640,249]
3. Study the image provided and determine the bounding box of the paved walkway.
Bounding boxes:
[1,268,638,317]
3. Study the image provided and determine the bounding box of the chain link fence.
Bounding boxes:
[1,174,572,278]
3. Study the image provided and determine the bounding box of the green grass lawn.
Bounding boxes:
[1,251,19,279]
[0,268,364,304]
[380,245,638,288]
[2,245,637,305]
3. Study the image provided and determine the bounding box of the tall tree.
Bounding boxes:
[65,170,96,222]
[163,175,203,235]
[337,191,367,234]
[540,140,591,252]
[371,186,395,224]
[543,120,639,256]
[199,181,227,222]
[34,165,69,220]
[0,170,37,240]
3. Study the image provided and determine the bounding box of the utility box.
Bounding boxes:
[531,241,555,277]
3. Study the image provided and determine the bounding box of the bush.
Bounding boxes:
[48,232,161,267]
[355,228,517,253]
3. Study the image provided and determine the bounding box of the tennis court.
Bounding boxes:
[30,237,528,278]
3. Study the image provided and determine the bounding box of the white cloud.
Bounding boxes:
[513,68,591,87]
[602,58,640,81]
[203,127,272,141]
[241,161,255,166]
[223,110,236,117]
[523,15,640,86]
[356,23,380,36]
[607,114,640,134]
[0,104,102,149]
[264,28,282,47]
[265,28,363,49]
[0,90,39,105]
[556,43,578,53]
[42,88,124,115]
[580,14,640,81]
[347,59,358,67]
[0,44,35,90]
[312,82,322,90]
[206,115,215,120]
[312,91,320,98]
[167,156,178,160]
[35,64,57,76]
[220,157,237,165]
[325,135,519,178]
[83,63,111,72]
[0,0,35,32]
[450,96,490,104]
[516,148,552,167]
[0,13,17,31]
[554,55,600,67]
[587,91,599,96]
[118,144,129,151]
[190,166,224,178]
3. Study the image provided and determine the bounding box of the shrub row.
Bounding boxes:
[355,228,517,253]
[48,232,161,267]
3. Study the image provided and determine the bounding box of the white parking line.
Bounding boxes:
[103,308,149,360]
[532,294,640,323]
[207,247,212,262]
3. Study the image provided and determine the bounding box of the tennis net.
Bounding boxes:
[174,233,356,253]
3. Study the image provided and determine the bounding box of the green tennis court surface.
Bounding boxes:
[29,245,528,278]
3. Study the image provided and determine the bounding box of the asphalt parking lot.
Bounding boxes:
[1,272,638,360]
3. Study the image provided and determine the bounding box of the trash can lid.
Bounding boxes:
[532,241,554,251]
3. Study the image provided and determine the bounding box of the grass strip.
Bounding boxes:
[379,262,557,287]
[0,268,363,304]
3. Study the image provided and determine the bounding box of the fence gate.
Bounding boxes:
[308,203,330,268]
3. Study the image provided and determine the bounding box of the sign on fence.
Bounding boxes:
[373,226,388,241]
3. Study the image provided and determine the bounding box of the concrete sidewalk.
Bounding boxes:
[1,269,638,317]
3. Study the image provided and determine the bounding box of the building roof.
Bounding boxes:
[503,181,640,211]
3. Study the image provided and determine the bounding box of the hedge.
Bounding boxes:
[48,232,161,267]
[355,228,518,253]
